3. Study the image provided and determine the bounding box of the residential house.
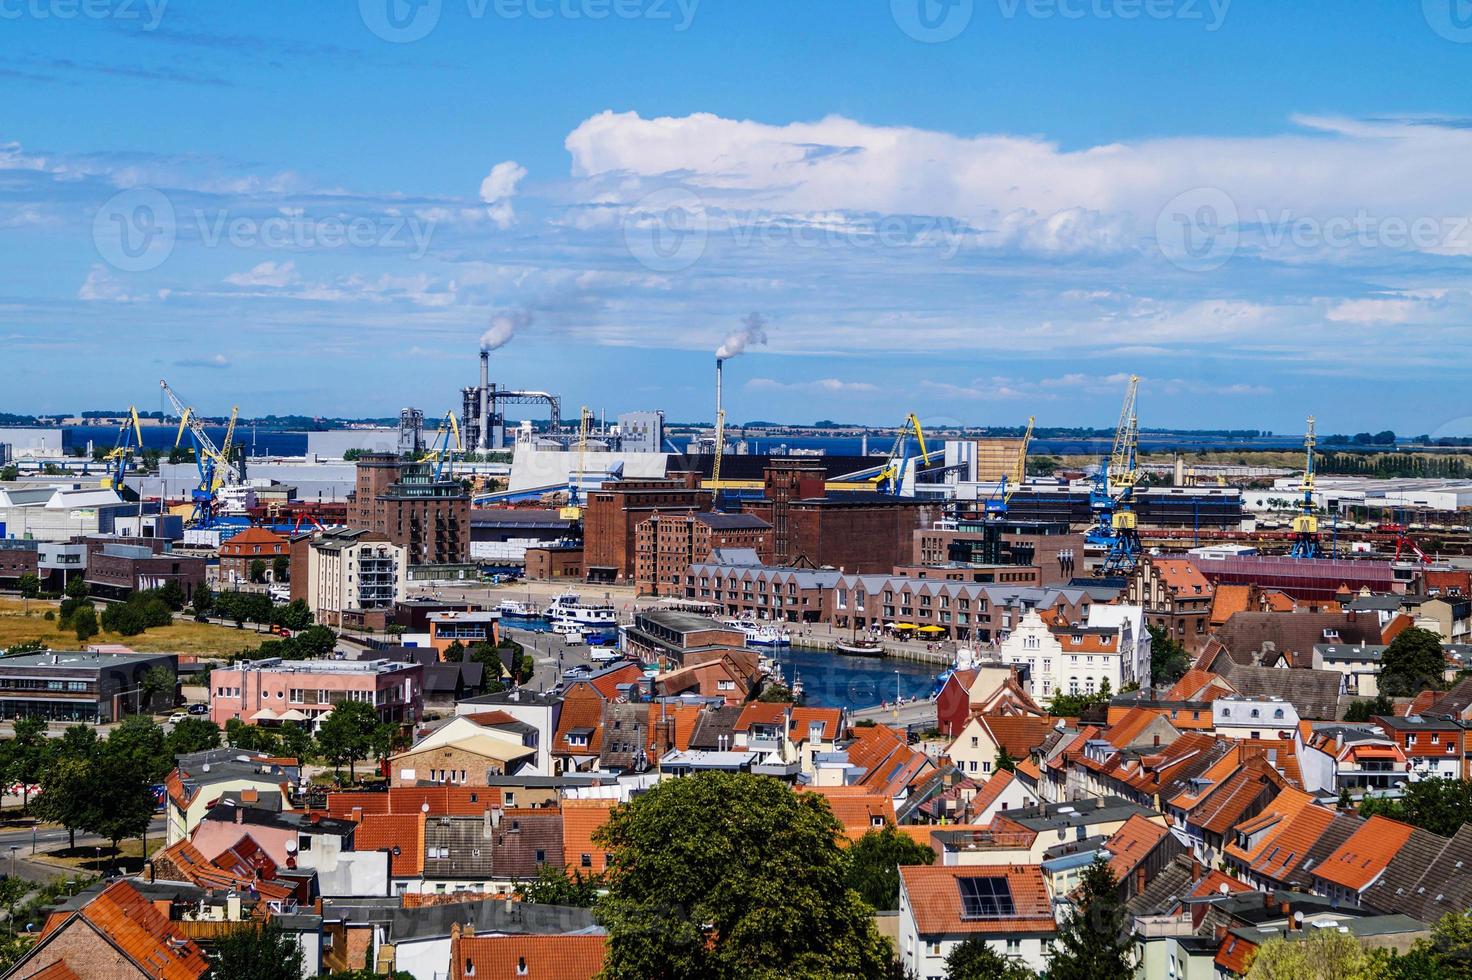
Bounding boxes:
[390,714,539,786]
[897,865,1057,978]
[1129,557,1215,653]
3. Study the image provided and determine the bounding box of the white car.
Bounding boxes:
[167,712,187,724]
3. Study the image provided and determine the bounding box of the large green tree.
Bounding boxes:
[15,573,39,614]
[1147,625,1191,687]
[1045,858,1134,980]
[166,718,222,756]
[1244,926,1387,979]
[593,772,896,980]
[209,919,305,980]
[1380,627,1448,697]
[316,700,379,780]
[945,937,1036,979]
[3,717,50,812]
[1358,777,1472,837]
[844,825,935,911]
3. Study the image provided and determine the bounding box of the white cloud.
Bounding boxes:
[480,160,527,230]
[746,377,879,394]
[174,353,231,369]
[224,260,297,288]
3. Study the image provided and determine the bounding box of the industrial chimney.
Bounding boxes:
[479,349,491,451]
[715,357,723,433]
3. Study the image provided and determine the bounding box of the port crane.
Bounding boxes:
[98,406,143,494]
[984,416,1035,517]
[562,406,595,520]
[1087,376,1142,576]
[160,379,241,527]
[1289,417,1323,560]
[873,413,928,495]
[421,411,462,482]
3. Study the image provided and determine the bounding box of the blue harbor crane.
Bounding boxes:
[99,406,143,494]
[421,410,463,482]
[160,379,240,528]
[1086,375,1142,577]
[984,416,1035,517]
[1290,416,1323,560]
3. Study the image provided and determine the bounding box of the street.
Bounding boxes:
[0,816,166,885]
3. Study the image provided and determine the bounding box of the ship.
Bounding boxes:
[544,593,619,628]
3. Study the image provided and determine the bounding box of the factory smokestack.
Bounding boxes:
[479,350,491,451]
[715,356,724,428]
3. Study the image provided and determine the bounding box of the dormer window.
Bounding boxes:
[517,956,527,976]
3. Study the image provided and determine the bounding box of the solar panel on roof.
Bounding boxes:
[958,876,1016,918]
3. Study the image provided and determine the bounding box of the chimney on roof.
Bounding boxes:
[235,807,244,825]
[1191,856,1202,882]
[1215,924,1227,942]
[1263,891,1274,910]
[1280,900,1292,924]
[1135,866,1146,894]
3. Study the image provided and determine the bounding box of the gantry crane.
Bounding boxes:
[99,406,143,494]
[562,406,595,520]
[1087,376,1142,576]
[160,379,241,527]
[874,413,928,495]
[421,411,462,482]
[1290,416,1323,559]
[985,416,1035,517]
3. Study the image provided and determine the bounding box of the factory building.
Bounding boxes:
[0,484,133,541]
[348,453,471,572]
[582,476,712,584]
[614,411,666,453]
[634,512,774,596]
[957,481,1245,529]
[461,349,561,451]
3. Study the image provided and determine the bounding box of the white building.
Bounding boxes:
[303,528,407,628]
[997,606,1148,700]
[0,484,133,541]
[1213,696,1300,740]
[897,864,1057,979]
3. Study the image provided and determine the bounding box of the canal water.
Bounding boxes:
[771,646,940,709]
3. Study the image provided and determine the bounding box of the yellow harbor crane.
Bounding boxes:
[561,406,595,520]
[984,415,1034,516]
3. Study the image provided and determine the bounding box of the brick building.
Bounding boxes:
[348,453,471,568]
[0,539,39,588]
[785,495,947,574]
[525,544,584,580]
[1128,556,1216,652]
[913,519,1085,585]
[217,526,290,586]
[83,537,205,600]
[634,511,773,596]
[582,476,711,584]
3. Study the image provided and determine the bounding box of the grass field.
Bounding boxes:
[0,597,258,656]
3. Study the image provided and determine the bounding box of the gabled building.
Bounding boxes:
[897,864,1057,977]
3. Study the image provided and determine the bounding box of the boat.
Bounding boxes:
[834,638,885,656]
[723,619,791,647]
[497,599,539,617]
[544,593,619,628]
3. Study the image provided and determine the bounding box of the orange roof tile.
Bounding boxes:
[979,715,1060,759]
[899,865,1056,936]
[1015,758,1042,781]
[561,799,616,875]
[1106,814,1169,880]
[587,663,644,701]
[1210,585,1255,626]
[1104,707,1166,749]
[1153,557,1213,595]
[1249,802,1337,883]
[800,789,895,841]
[1167,669,1229,701]
[734,701,791,732]
[453,933,607,980]
[790,706,844,743]
[356,812,425,877]
[326,785,501,819]
[552,686,606,757]
[1190,869,1252,901]
[1215,931,1259,974]
[27,963,82,980]
[968,770,1019,818]
[78,880,210,980]
[1313,815,1415,892]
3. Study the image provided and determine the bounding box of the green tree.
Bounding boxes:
[844,825,935,911]
[15,573,39,614]
[58,576,90,625]
[278,723,315,764]
[945,937,1036,979]
[192,581,214,617]
[155,579,186,612]
[1147,625,1191,687]
[1343,694,1394,723]
[216,591,248,628]
[1358,777,1472,836]
[0,464,17,481]
[33,756,97,851]
[210,919,305,980]
[1244,926,1385,979]
[294,625,337,658]
[442,640,465,663]
[594,771,895,979]
[515,864,604,908]
[1413,909,1472,979]
[249,559,268,584]
[995,746,1017,773]
[316,700,379,780]
[4,717,50,812]
[757,682,800,704]
[271,555,290,583]
[107,716,171,782]
[1045,858,1134,980]
[1380,626,1448,697]
[272,599,313,632]
[139,665,176,714]
[166,718,222,756]
[71,605,98,643]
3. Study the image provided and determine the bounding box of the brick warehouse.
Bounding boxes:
[348,453,470,568]
[785,495,948,574]
[582,476,711,584]
[634,511,773,596]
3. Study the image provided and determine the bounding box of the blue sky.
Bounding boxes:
[5,0,1472,433]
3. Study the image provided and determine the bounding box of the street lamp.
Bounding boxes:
[8,844,16,879]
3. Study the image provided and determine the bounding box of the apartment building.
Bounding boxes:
[299,527,407,630]
[634,511,772,597]
[1128,556,1215,653]
[348,453,471,570]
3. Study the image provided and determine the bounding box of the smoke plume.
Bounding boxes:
[716,311,768,359]
[480,309,533,352]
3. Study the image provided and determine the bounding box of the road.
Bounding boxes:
[0,816,166,884]
[851,699,939,729]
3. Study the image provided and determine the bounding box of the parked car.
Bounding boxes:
[187,704,209,715]
[167,712,187,724]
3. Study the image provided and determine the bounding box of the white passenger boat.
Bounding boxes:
[497,599,539,617]
[723,619,791,646]
[545,593,619,628]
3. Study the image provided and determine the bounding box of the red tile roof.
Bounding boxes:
[899,865,1056,936]
[734,701,790,732]
[552,687,606,757]
[1105,814,1169,880]
[979,715,1060,759]
[356,812,425,877]
[75,880,209,979]
[1313,815,1415,892]
[26,963,82,980]
[325,785,502,818]
[800,788,896,841]
[968,770,1019,818]
[790,707,844,743]
[452,933,607,980]
[561,799,616,875]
